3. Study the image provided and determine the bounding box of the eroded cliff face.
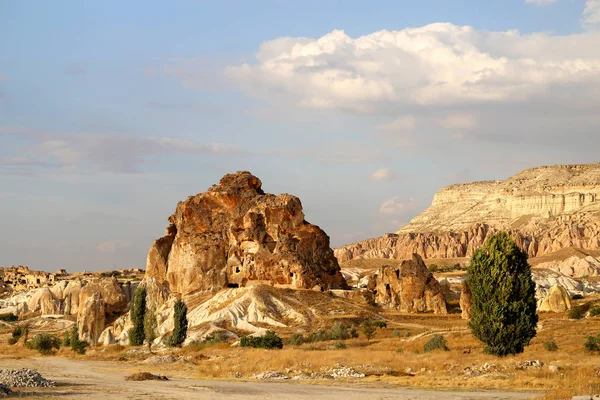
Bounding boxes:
[335,164,600,262]
[146,171,348,297]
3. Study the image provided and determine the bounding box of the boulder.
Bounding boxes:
[26,288,60,315]
[370,254,447,314]
[146,171,348,297]
[538,285,572,312]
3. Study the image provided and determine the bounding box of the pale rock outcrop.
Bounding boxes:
[460,281,472,320]
[335,163,600,263]
[77,278,127,344]
[368,254,447,314]
[62,281,82,315]
[78,292,106,344]
[146,171,348,298]
[538,285,572,312]
[27,288,60,315]
[537,255,600,278]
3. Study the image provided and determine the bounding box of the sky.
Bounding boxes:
[1,0,599,272]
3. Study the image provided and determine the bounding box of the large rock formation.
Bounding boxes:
[336,164,600,262]
[146,171,348,297]
[367,254,447,314]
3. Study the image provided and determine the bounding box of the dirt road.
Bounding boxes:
[1,357,541,399]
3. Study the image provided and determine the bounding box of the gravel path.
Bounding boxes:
[0,357,542,400]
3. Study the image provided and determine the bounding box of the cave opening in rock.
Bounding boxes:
[227,283,240,288]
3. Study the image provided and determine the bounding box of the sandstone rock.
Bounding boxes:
[335,163,600,263]
[460,281,472,320]
[370,254,447,314]
[77,278,127,344]
[78,292,106,344]
[27,288,60,315]
[146,171,348,297]
[538,285,572,312]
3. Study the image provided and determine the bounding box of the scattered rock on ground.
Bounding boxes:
[324,364,366,379]
[515,360,544,370]
[251,371,290,380]
[0,369,55,387]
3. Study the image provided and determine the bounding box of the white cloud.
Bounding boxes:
[436,113,477,130]
[525,0,558,6]
[96,240,132,253]
[583,0,600,31]
[379,197,415,215]
[369,168,405,181]
[226,24,600,113]
[376,116,416,132]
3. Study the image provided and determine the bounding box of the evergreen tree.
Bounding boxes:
[466,232,538,356]
[144,306,158,353]
[128,287,146,346]
[169,299,188,347]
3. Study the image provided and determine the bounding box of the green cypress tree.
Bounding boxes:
[466,232,538,356]
[128,287,146,346]
[144,306,158,353]
[170,299,188,347]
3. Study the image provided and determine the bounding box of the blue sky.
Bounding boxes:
[1,0,599,272]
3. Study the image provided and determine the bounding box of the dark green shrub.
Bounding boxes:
[287,333,305,346]
[373,321,387,329]
[168,299,188,347]
[62,331,71,347]
[144,306,158,351]
[11,326,27,341]
[423,334,449,352]
[128,287,147,346]
[7,337,18,345]
[360,320,377,341]
[240,330,283,349]
[543,339,558,352]
[0,313,18,322]
[66,325,89,354]
[428,264,439,272]
[589,305,600,317]
[28,333,61,355]
[585,333,600,351]
[569,306,586,320]
[466,232,538,356]
[330,322,354,340]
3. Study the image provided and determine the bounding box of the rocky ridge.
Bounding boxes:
[335,164,600,263]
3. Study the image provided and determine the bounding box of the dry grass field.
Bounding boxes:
[4,299,600,399]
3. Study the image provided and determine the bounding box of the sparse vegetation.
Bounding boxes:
[333,341,347,349]
[26,333,61,355]
[584,332,600,352]
[9,326,27,345]
[360,320,386,341]
[125,372,168,381]
[168,299,188,347]
[128,287,147,346]
[240,330,283,349]
[202,331,230,345]
[423,334,449,352]
[569,306,587,320]
[287,333,305,346]
[467,232,538,356]
[63,325,89,354]
[543,338,558,352]
[144,306,158,352]
[589,305,600,317]
[0,313,18,322]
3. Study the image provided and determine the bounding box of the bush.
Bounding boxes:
[589,305,600,317]
[287,333,305,346]
[543,339,558,352]
[203,331,229,345]
[584,333,600,351]
[423,334,449,352]
[360,320,378,341]
[7,337,18,345]
[0,313,18,322]
[333,341,347,349]
[128,287,147,346]
[569,306,586,320]
[330,322,356,340]
[372,321,387,329]
[11,326,27,341]
[67,325,89,354]
[28,334,61,355]
[466,232,538,356]
[168,299,188,347]
[240,330,283,349]
[144,306,158,351]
